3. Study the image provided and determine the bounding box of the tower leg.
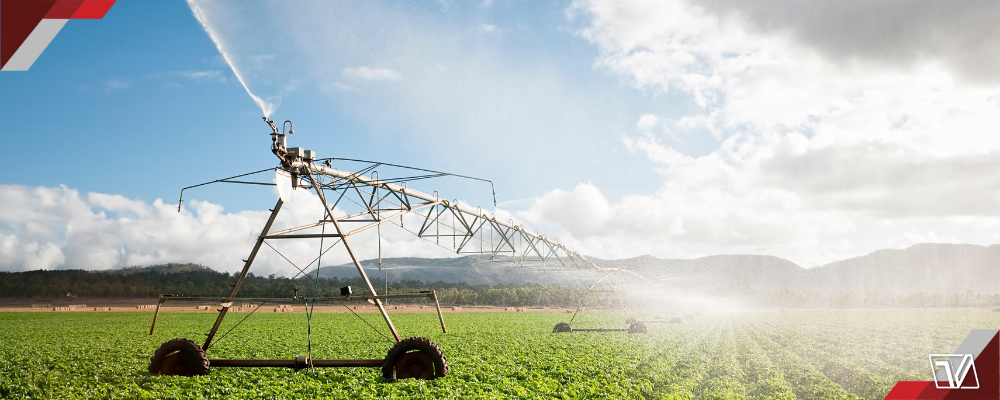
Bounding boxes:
[203,199,284,350]
[305,171,401,342]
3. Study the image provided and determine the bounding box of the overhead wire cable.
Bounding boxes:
[212,237,361,348]
[262,240,395,344]
[307,179,326,369]
[320,157,497,206]
[176,168,275,212]
[210,237,345,347]
[307,170,398,343]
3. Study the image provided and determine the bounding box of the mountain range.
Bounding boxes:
[318,243,1000,295]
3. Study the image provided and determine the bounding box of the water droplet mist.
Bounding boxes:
[187,0,276,118]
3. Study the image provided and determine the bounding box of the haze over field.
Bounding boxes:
[4,1,1000,277]
[318,243,1000,295]
[4,243,997,311]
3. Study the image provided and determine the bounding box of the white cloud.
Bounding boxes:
[480,24,500,34]
[635,113,659,131]
[521,184,612,237]
[571,0,1000,145]
[689,0,1000,85]
[0,184,460,273]
[622,134,692,167]
[0,234,65,272]
[515,0,1000,266]
[178,69,226,82]
[342,66,403,82]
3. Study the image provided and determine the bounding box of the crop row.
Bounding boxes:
[2,310,996,399]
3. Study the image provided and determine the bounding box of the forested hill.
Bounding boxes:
[0,263,587,307]
[0,263,425,298]
[1,263,243,298]
[4,243,1000,308]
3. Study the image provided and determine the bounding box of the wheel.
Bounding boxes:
[552,322,572,333]
[382,337,447,381]
[629,322,647,334]
[149,338,210,376]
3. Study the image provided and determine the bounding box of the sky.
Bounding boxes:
[2,0,1000,274]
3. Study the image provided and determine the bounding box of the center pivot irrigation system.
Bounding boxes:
[147,118,633,381]
[553,269,651,334]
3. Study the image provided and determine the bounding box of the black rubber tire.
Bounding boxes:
[149,338,210,376]
[552,322,572,333]
[629,322,647,334]
[382,337,447,381]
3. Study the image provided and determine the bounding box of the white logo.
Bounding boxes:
[929,354,979,389]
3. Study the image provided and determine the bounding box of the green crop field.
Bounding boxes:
[0,310,994,399]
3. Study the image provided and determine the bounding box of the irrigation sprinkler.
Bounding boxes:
[149,117,615,380]
[552,270,648,334]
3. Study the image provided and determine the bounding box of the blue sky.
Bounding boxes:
[1,0,674,208]
[3,0,1000,273]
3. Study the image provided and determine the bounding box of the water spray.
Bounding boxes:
[187,0,275,117]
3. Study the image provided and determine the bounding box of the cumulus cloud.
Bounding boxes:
[0,184,459,273]
[758,142,1000,218]
[0,185,269,272]
[517,0,1000,265]
[691,0,1000,85]
[522,184,613,237]
[635,114,660,131]
[622,134,692,167]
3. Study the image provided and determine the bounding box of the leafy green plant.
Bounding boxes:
[1,310,994,399]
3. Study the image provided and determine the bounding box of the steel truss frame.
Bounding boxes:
[150,118,624,373]
[280,158,604,270]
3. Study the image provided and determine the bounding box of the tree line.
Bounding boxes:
[0,264,606,308]
[5,264,1000,309]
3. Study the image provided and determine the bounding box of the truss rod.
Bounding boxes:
[289,160,605,271]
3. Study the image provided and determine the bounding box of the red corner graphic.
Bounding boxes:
[886,330,999,399]
[0,0,115,71]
